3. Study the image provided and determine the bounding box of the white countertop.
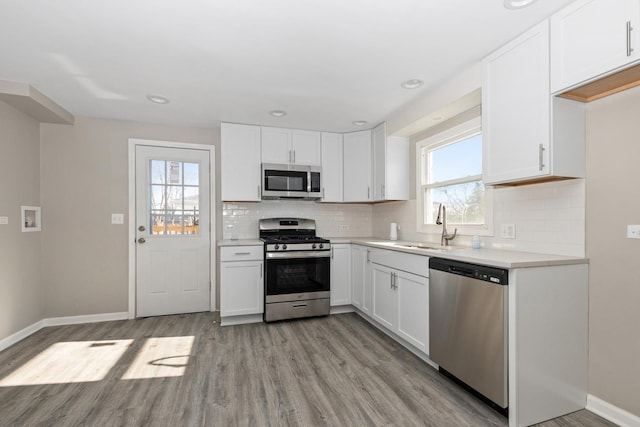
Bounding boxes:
[217,237,587,268]
[328,237,587,269]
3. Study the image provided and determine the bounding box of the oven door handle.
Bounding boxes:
[266,251,331,259]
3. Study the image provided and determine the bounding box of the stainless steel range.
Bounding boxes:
[259,218,331,322]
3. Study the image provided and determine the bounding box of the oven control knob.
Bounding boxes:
[274,244,280,250]
[319,243,324,249]
[312,243,317,249]
[282,244,287,250]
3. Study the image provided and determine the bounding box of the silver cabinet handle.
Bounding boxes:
[258,185,261,198]
[538,144,546,171]
[260,262,263,278]
[137,238,146,244]
[234,252,251,255]
[381,184,385,199]
[293,304,308,309]
[367,186,370,200]
[628,21,634,57]
[322,187,325,199]
[331,247,334,259]
[293,150,296,163]
[366,249,370,263]
[289,150,292,163]
[138,225,146,232]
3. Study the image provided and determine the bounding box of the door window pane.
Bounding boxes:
[148,160,200,236]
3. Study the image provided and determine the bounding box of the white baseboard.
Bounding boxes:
[0,312,129,353]
[587,394,640,427]
[0,320,45,353]
[43,312,129,327]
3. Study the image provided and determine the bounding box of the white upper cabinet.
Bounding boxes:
[261,127,291,164]
[551,0,640,93]
[320,132,343,202]
[483,20,585,185]
[372,122,410,201]
[221,123,262,201]
[343,129,372,202]
[291,129,322,165]
[261,126,321,165]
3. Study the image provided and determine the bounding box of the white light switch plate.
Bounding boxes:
[501,223,516,239]
[0,216,8,225]
[111,213,125,225]
[627,225,640,239]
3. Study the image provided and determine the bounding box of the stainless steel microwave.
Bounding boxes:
[262,163,322,200]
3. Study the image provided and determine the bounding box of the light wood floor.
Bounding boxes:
[0,313,615,426]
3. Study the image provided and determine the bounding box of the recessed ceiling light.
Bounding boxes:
[146,94,170,104]
[401,79,424,89]
[352,120,368,126]
[503,0,537,9]
[269,110,287,117]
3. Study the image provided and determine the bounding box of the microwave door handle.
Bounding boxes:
[307,171,311,192]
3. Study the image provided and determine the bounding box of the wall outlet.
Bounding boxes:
[111,213,125,225]
[0,216,8,225]
[340,225,350,231]
[627,225,640,239]
[501,223,516,239]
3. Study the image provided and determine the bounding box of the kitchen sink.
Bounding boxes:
[393,243,452,251]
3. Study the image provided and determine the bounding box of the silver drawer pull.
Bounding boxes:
[292,304,308,309]
[234,251,251,255]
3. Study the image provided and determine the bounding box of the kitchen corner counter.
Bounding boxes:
[327,237,587,269]
[218,239,263,246]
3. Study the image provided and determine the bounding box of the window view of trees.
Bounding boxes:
[418,120,486,229]
[150,160,200,235]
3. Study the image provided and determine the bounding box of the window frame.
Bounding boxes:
[416,117,493,237]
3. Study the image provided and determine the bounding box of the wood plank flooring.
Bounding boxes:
[0,313,616,426]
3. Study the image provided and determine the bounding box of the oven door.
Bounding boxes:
[265,252,330,301]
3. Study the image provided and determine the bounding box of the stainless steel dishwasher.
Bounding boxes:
[429,257,508,414]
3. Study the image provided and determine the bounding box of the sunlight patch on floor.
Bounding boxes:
[0,340,133,386]
[121,336,194,380]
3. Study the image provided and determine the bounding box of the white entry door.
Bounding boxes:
[135,145,211,317]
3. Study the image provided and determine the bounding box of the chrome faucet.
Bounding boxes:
[436,203,457,246]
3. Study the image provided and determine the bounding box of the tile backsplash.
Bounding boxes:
[372,179,585,257]
[222,200,372,239]
[223,179,585,257]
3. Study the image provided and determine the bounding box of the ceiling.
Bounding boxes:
[0,0,575,133]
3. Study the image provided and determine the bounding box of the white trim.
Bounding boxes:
[128,139,217,319]
[587,394,640,427]
[0,320,45,352]
[0,312,129,353]
[43,312,129,327]
[220,314,263,326]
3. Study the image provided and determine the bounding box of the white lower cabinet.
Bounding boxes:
[351,245,372,315]
[219,246,264,325]
[372,261,429,354]
[330,244,351,306]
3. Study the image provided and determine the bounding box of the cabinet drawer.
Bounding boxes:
[220,246,263,261]
[370,248,429,278]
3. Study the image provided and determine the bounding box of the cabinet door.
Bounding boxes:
[386,136,409,201]
[396,271,429,354]
[343,130,372,202]
[351,245,366,311]
[483,20,551,185]
[221,123,261,201]
[261,127,291,164]
[220,260,264,316]
[372,264,396,330]
[320,132,343,202]
[330,244,351,306]
[291,130,321,165]
[551,0,640,93]
[372,122,387,201]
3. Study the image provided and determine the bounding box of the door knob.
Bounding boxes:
[138,238,146,244]
[138,225,146,232]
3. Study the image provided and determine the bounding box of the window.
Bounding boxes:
[417,117,491,235]
[149,160,200,235]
